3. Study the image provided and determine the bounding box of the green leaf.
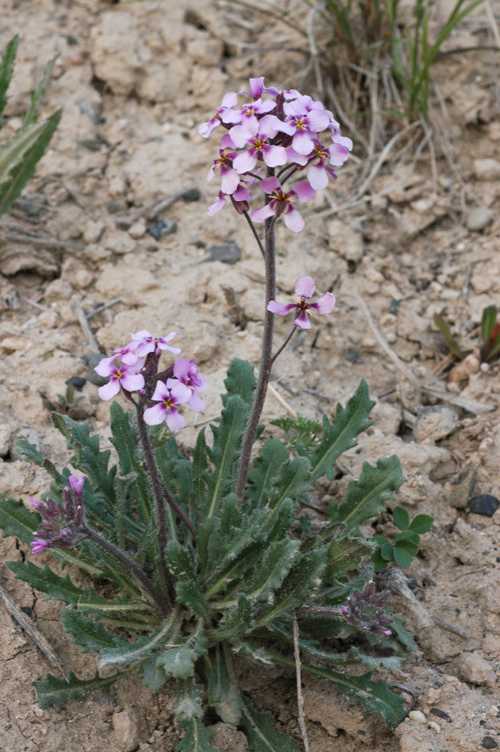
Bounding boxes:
[239,694,298,752]
[247,438,288,508]
[433,314,466,358]
[0,494,39,543]
[325,536,373,580]
[215,593,254,639]
[13,439,64,484]
[394,539,419,555]
[244,539,300,603]
[174,677,205,720]
[393,506,410,531]
[142,654,168,691]
[99,610,180,667]
[207,647,241,725]
[176,719,216,752]
[0,36,19,118]
[110,402,151,524]
[61,609,126,653]
[222,358,256,407]
[332,456,405,532]
[267,456,311,509]
[7,561,89,604]
[393,547,414,568]
[482,305,498,346]
[255,548,327,627]
[371,549,389,571]
[34,669,131,710]
[380,542,394,561]
[22,53,58,127]
[0,110,61,217]
[157,643,201,679]
[409,514,433,534]
[310,380,375,482]
[205,396,250,518]
[176,581,210,621]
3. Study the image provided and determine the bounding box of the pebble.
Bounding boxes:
[459,653,496,686]
[83,220,105,244]
[482,736,499,749]
[182,187,201,202]
[83,352,108,386]
[413,405,458,443]
[466,207,492,232]
[409,710,426,723]
[207,241,241,264]
[66,376,86,391]
[112,708,140,752]
[427,721,441,733]
[147,219,178,240]
[0,424,12,457]
[468,494,500,517]
[473,158,500,180]
[128,220,146,239]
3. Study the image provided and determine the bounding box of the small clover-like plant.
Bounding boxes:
[0,77,416,751]
[270,414,323,450]
[372,506,434,571]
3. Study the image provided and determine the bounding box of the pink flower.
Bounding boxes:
[229,115,287,173]
[94,357,145,400]
[251,177,315,233]
[267,276,335,330]
[207,134,239,195]
[167,358,207,412]
[281,95,331,155]
[198,91,239,137]
[69,476,85,496]
[207,178,253,217]
[108,343,140,366]
[220,97,276,130]
[130,331,181,358]
[143,380,192,432]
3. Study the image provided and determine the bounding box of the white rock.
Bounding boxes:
[414,405,458,442]
[112,708,140,752]
[473,158,500,180]
[83,220,105,244]
[128,220,146,239]
[466,207,492,232]
[327,219,364,262]
[409,710,426,723]
[459,653,496,686]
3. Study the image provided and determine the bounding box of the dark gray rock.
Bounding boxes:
[482,736,499,749]
[208,240,241,264]
[148,219,178,240]
[468,494,499,517]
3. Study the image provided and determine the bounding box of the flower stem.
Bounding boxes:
[135,404,177,602]
[242,210,265,259]
[82,524,169,617]
[270,326,298,367]
[236,213,276,499]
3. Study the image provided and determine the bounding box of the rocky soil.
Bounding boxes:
[0,1,499,750]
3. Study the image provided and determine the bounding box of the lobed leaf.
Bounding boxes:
[61,609,127,654]
[246,438,288,508]
[176,719,216,752]
[0,494,39,543]
[239,694,298,752]
[99,610,180,668]
[34,669,131,710]
[173,677,205,720]
[222,357,256,407]
[325,535,373,580]
[207,647,241,725]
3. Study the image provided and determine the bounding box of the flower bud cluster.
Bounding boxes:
[30,475,85,553]
[199,77,352,232]
[94,330,207,433]
[341,581,393,636]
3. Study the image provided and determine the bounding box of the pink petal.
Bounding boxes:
[262,144,287,168]
[229,124,255,147]
[144,403,168,426]
[286,146,309,165]
[233,184,251,202]
[220,133,236,149]
[208,195,226,216]
[98,379,121,401]
[255,99,276,114]
[309,292,336,315]
[188,392,205,412]
[252,205,275,223]
[283,206,305,233]
[170,382,192,404]
[331,134,353,150]
[220,109,242,124]
[233,150,257,174]
[293,180,316,202]
[249,77,264,98]
[306,108,330,132]
[220,166,240,194]
[292,130,314,156]
[293,311,312,329]
[308,163,328,191]
[166,410,185,433]
[260,176,280,193]
[94,356,116,377]
[257,114,280,139]
[121,373,145,392]
[222,91,239,108]
[151,380,170,402]
[267,301,297,316]
[295,276,316,298]
[329,142,350,167]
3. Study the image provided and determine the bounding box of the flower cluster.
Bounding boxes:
[95,331,207,433]
[340,581,393,636]
[30,475,85,553]
[199,77,352,231]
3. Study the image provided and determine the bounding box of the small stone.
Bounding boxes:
[72,268,94,289]
[414,405,458,442]
[409,710,426,723]
[0,424,12,457]
[448,353,480,383]
[459,653,496,686]
[83,220,105,244]
[83,352,108,386]
[482,736,499,749]
[427,721,441,733]
[468,494,499,517]
[147,219,178,240]
[473,158,500,180]
[107,201,119,214]
[112,708,140,752]
[327,219,364,262]
[208,240,241,265]
[104,231,135,255]
[466,207,492,232]
[65,376,86,391]
[44,278,73,303]
[182,187,201,202]
[128,220,146,239]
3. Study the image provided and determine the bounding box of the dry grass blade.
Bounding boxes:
[293,616,310,752]
[0,579,69,680]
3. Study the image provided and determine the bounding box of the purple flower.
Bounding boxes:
[340,581,393,636]
[220,97,276,130]
[143,380,192,432]
[108,343,141,366]
[69,475,85,496]
[167,358,207,412]
[94,357,145,400]
[281,95,331,155]
[29,484,85,554]
[229,115,287,173]
[130,330,181,358]
[251,177,315,233]
[207,179,253,217]
[207,134,240,195]
[198,91,239,137]
[267,276,335,330]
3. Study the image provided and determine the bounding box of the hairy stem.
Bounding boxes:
[271,326,298,367]
[82,524,168,617]
[236,213,276,499]
[242,210,265,259]
[135,404,176,602]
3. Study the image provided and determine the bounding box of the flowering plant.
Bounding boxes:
[0,78,412,751]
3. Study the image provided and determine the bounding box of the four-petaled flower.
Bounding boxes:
[229,115,288,173]
[94,357,145,400]
[267,276,335,329]
[130,330,181,358]
[143,380,192,432]
[167,358,207,412]
[252,177,315,233]
[29,475,85,554]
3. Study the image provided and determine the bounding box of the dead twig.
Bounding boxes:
[0,232,86,251]
[0,579,69,680]
[114,185,199,229]
[72,300,100,351]
[23,296,61,317]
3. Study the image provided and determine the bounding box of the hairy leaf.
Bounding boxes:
[240,694,298,752]
[14,439,63,483]
[7,561,89,604]
[215,593,254,639]
[222,357,256,407]
[247,438,288,508]
[207,647,241,725]
[267,456,311,509]
[99,611,180,667]
[0,36,19,118]
[309,379,375,481]
[244,539,300,604]
[34,669,131,710]
[325,536,373,580]
[332,456,405,532]
[174,677,205,720]
[176,719,216,752]
[0,495,39,543]
[142,654,169,691]
[22,53,58,127]
[61,609,126,653]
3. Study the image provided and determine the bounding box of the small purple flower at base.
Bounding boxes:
[207,180,253,217]
[29,483,85,554]
[267,276,335,330]
[340,581,393,637]
[252,177,315,233]
[167,358,207,412]
[69,475,84,496]
[143,380,192,432]
[94,357,145,401]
